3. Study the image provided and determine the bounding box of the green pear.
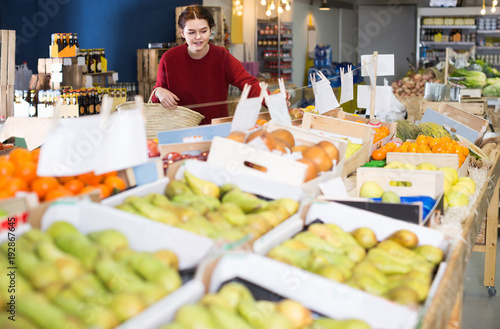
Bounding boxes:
[54,234,101,270]
[0,315,39,329]
[109,292,147,322]
[267,245,311,269]
[386,229,419,249]
[246,213,273,236]
[281,239,310,251]
[35,241,84,282]
[381,191,401,204]
[276,299,313,328]
[261,313,294,329]
[160,323,190,329]
[125,281,168,306]
[45,221,80,239]
[165,179,194,199]
[68,273,108,300]
[88,229,129,254]
[114,247,138,264]
[366,249,411,275]
[212,228,248,242]
[176,217,218,238]
[22,228,53,244]
[128,253,182,294]
[255,210,283,227]
[353,261,388,286]
[17,252,40,276]
[315,264,346,283]
[153,249,179,270]
[307,224,343,248]
[115,203,142,215]
[209,305,253,329]
[94,256,143,293]
[384,286,420,305]
[238,300,276,327]
[220,183,241,198]
[343,244,366,263]
[127,196,181,225]
[313,318,371,329]
[175,304,218,329]
[350,227,378,249]
[351,273,387,296]
[377,240,425,263]
[217,282,255,311]
[184,171,220,198]
[414,245,444,266]
[206,211,234,231]
[269,198,300,217]
[217,203,247,226]
[18,293,85,329]
[293,231,343,254]
[222,190,268,214]
[200,293,234,310]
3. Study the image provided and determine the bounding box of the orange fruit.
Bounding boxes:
[30,149,41,163]
[104,176,126,192]
[0,161,15,177]
[416,135,428,146]
[8,148,32,165]
[31,177,60,199]
[2,178,29,197]
[409,143,419,153]
[462,146,470,156]
[103,171,118,178]
[58,176,76,184]
[64,179,85,195]
[384,142,397,152]
[77,172,104,186]
[13,161,38,185]
[372,149,387,161]
[79,185,98,196]
[0,190,11,200]
[0,155,9,162]
[44,187,73,202]
[95,184,111,199]
[459,154,466,167]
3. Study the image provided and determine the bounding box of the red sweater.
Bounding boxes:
[151,43,263,125]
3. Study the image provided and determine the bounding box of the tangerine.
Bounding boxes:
[31,177,60,199]
[416,135,428,146]
[79,185,98,196]
[2,178,28,197]
[104,176,126,192]
[58,176,76,184]
[95,184,112,199]
[0,190,11,200]
[372,149,387,161]
[103,171,118,178]
[44,187,73,202]
[8,148,32,165]
[64,179,85,195]
[30,148,41,163]
[13,161,38,185]
[77,172,104,186]
[0,161,15,177]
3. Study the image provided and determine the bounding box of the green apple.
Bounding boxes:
[381,191,401,204]
[360,181,384,198]
[439,167,458,185]
[417,162,438,171]
[445,191,469,207]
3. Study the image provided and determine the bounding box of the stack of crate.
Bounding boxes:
[0,30,16,118]
[136,48,172,101]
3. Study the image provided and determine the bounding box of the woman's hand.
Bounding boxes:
[155,87,180,109]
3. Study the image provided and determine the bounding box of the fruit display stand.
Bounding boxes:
[300,113,372,178]
[420,100,487,117]
[206,121,348,196]
[418,150,500,329]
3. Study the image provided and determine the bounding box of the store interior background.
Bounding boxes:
[0,0,490,86]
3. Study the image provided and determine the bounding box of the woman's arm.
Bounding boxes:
[150,52,180,109]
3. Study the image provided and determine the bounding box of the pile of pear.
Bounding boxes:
[0,221,182,329]
[159,281,371,329]
[267,224,444,306]
[115,171,300,242]
[385,162,476,208]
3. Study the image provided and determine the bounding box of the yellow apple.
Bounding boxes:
[439,167,458,185]
[417,162,438,171]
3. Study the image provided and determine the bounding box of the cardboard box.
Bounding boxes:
[198,252,419,329]
[207,121,348,196]
[301,113,372,178]
[420,103,489,142]
[420,99,486,116]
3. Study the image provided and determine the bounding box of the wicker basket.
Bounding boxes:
[116,91,204,139]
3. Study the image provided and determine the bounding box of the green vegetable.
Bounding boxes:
[362,160,386,168]
[486,78,500,85]
[482,83,500,97]
[450,69,487,88]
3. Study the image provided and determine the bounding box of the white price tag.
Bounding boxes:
[266,78,292,126]
[311,72,339,114]
[361,54,394,77]
[357,85,392,115]
[231,83,266,132]
[339,65,354,105]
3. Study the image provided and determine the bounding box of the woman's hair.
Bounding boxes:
[178,5,215,30]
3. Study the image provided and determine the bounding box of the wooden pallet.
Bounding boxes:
[0,30,16,118]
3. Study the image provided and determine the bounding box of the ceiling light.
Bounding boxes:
[285,1,291,11]
[494,0,498,5]
[278,6,283,13]
[492,6,497,13]
[261,0,266,5]
[319,0,330,11]
[270,1,276,10]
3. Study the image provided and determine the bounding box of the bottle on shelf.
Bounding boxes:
[95,49,102,73]
[28,90,37,117]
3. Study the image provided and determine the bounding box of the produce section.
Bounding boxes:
[2,3,500,329]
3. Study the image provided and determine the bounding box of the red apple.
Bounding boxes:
[147,139,160,158]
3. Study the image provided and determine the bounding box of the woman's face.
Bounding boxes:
[181,18,211,57]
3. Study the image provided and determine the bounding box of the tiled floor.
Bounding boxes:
[463,230,500,329]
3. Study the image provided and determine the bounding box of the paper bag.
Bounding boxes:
[311,71,339,114]
[231,83,266,132]
[266,78,292,126]
[339,65,354,105]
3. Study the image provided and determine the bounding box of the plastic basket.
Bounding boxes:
[116,89,205,140]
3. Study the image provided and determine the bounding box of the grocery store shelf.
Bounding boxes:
[421,41,476,47]
[257,45,293,50]
[477,30,500,34]
[420,57,446,61]
[263,68,293,74]
[422,25,476,29]
[262,57,293,62]
[258,34,293,38]
[477,46,500,50]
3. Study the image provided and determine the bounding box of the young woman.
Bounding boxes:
[151,5,266,125]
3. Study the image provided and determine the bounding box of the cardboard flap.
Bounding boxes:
[301,113,372,144]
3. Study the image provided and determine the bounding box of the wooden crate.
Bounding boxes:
[420,100,486,116]
[301,112,372,178]
[137,48,171,83]
[211,111,302,126]
[138,81,154,100]
[0,30,15,118]
[386,152,470,177]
